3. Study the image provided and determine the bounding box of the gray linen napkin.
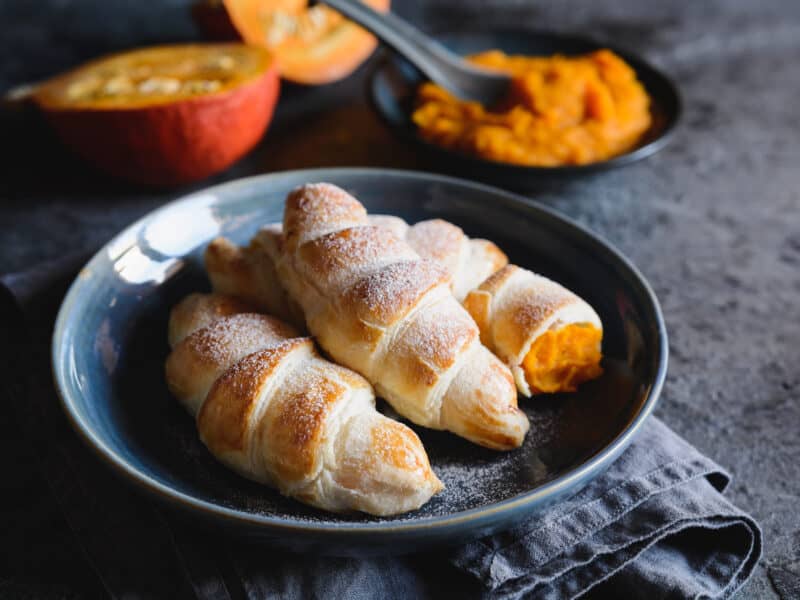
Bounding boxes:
[0,256,762,600]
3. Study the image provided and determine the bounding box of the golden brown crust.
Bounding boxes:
[167,292,255,347]
[298,226,416,293]
[386,297,478,387]
[405,219,466,275]
[343,259,451,326]
[205,236,300,325]
[176,313,296,369]
[330,410,444,515]
[259,359,348,485]
[284,183,367,252]
[469,258,516,296]
[440,347,525,450]
[370,420,427,472]
[165,312,297,416]
[198,340,304,455]
[471,239,509,277]
[461,289,492,345]
[404,219,509,300]
[205,237,253,298]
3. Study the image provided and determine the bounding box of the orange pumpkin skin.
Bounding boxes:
[223,0,390,85]
[35,49,280,187]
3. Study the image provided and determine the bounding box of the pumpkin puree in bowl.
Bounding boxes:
[412,49,652,166]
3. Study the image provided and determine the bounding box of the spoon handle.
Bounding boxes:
[319,0,506,100]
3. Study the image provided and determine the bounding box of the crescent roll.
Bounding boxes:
[274,183,529,450]
[167,291,255,347]
[402,218,508,300]
[463,265,604,397]
[206,215,507,323]
[165,293,443,516]
[204,228,304,327]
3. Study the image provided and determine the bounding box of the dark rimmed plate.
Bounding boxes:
[52,168,667,555]
[368,30,682,188]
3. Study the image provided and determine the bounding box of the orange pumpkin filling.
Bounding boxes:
[412,49,651,166]
[522,324,603,394]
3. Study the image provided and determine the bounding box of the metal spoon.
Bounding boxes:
[317,0,511,105]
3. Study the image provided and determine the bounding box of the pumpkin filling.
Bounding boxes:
[412,49,651,166]
[522,324,603,394]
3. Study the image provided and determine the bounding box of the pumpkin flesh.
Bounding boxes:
[223,0,390,84]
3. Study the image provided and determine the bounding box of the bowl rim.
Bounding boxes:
[366,28,683,175]
[52,167,668,537]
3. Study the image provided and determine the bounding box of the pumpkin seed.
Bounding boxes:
[264,11,296,46]
[182,79,222,94]
[102,75,135,96]
[208,54,236,71]
[66,76,102,100]
[138,77,181,95]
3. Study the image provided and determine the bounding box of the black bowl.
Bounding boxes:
[53,169,667,555]
[368,30,682,188]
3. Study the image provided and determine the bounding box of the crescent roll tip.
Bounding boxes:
[466,265,604,397]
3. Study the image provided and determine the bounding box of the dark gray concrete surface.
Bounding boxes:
[1,1,798,597]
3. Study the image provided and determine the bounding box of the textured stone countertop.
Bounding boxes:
[1,1,798,598]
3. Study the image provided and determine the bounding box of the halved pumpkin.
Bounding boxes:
[223,0,390,84]
[33,44,279,186]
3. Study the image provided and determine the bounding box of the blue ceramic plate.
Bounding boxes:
[369,30,682,187]
[52,168,667,555]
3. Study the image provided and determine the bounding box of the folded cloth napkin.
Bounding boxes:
[0,255,762,600]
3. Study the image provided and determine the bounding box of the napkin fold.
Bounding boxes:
[0,255,762,600]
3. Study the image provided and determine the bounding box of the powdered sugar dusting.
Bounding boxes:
[216,339,302,383]
[346,260,451,325]
[367,215,409,240]
[507,269,578,331]
[306,226,414,279]
[284,184,367,247]
[392,298,476,371]
[189,313,294,364]
[405,219,465,269]
[276,363,344,452]
[169,293,254,346]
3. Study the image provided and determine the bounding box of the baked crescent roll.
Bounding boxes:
[206,212,506,314]
[364,214,409,241]
[463,265,604,397]
[274,183,529,450]
[204,228,304,327]
[402,218,508,301]
[165,293,443,516]
[167,292,255,347]
[206,218,599,398]
[365,216,508,299]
